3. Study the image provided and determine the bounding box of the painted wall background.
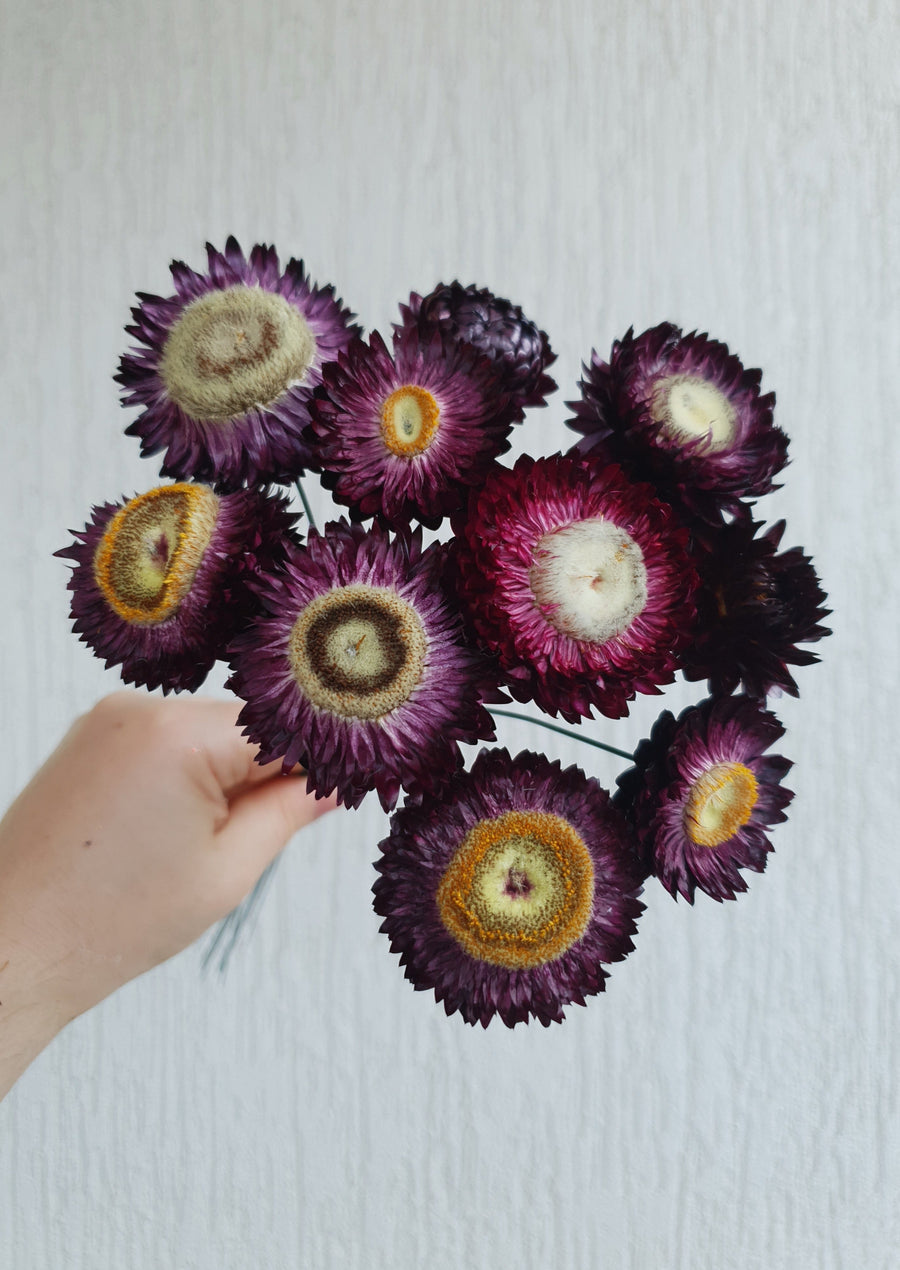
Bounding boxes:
[0,1,896,1266]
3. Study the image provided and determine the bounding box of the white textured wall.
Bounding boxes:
[1,1,896,1266]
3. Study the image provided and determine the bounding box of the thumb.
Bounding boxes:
[216,772,340,893]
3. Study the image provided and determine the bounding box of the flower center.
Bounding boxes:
[530,518,648,643]
[288,584,428,721]
[436,810,595,969]
[159,285,317,421]
[381,386,440,456]
[684,762,759,847]
[649,374,737,451]
[93,484,220,625]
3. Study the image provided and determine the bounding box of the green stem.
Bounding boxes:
[295,480,317,531]
[491,708,634,762]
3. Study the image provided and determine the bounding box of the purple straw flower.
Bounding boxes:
[398,281,557,413]
[374,748,644,1027]
[227,520,500,810]
[117,237,361,489]
[615,696,794,903]
[568,323,788,520]
[57,483,293,692]
[309,325,516,529]
[682,511,831,699]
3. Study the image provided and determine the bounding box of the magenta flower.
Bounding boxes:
[456,453,698,722]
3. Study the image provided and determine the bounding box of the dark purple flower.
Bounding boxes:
[374,747,644,1028]
[615,696,794,903]
[681,512,831,699]
[116,237,361,490]
[218,487,301,624]
[456,453,698,722]
[308,326,516,529]
[227,520,500,811]
[56,483,290,692]
[399,281,556,413]
[568,323,788,520]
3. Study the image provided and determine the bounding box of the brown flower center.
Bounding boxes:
[381,386,441,456]
[288,584,427,720]
[684,762,759,847]
[160,285,316,421]
[93,484,220,625]
[649,374,737,452]
[436,810,595,969]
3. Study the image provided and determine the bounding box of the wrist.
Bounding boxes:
[0,952,68,1100]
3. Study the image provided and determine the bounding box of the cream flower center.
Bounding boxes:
[288,584,428,720]
[160,285,316,421]
[684,762,759,847]
[436,810,595,969]
[649,374,737,451]
[93,484,220,625]
[530,519,648,643]
[381,385,441,456]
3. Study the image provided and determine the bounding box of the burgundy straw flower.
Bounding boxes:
[309,326,516,529]
[374,748,644,1028]
[681,512,831,699]
[568,323,788,519]
[398,281,557,413]
[227,520,500,811]
[456,453,697,722]
[614,696,794,903]
[57,483,291,692]
[116,238,361,489]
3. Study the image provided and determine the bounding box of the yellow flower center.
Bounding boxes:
[436,810,595,969]
[381,385,441,456]
[288,584,427,720]
[160,285,316,421]
[93,484,220,626]
[684,762,759,847]
[650,374,737,451]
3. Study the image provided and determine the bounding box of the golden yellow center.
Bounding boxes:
[159,285,317,421]
[93,484,220,626]
[436,810,595,969]
[649,373,737,452]
[684,762,759,847]
[288,584,428,720]
[381,385,440,457]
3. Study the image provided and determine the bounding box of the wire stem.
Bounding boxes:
[492,708,634,762]
[295,480,317,531]
[202,856,281,975]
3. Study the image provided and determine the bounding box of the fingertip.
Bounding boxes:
[279,773,341,827]
[212,774,344,910]
[219,770,338,864]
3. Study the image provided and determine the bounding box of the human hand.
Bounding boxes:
[0,692,336,1097]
